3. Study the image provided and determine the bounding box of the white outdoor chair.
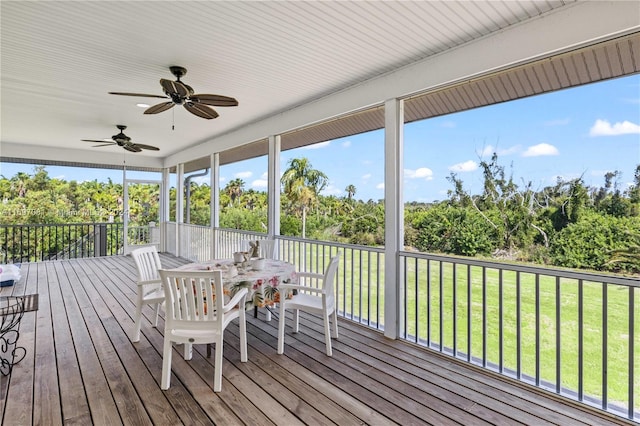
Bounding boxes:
[278,255,340,356]
[130,246,164,342]
[158,269,248,392]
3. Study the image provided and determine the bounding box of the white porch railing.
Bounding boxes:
[215,228,269,260]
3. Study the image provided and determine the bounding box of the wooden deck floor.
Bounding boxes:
[0,254,631,425]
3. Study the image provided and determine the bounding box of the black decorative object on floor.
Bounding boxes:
[0,294,38,375]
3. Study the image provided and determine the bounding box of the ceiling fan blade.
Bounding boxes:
[124,144,142,153]
[160,79,189,97]
[144,102,175,115]
[108,92,168,99]
[91,143,115,148]
[184,102,219,119]
[133,143,160,151]
[82,139,112,143]
[190,94,239,107]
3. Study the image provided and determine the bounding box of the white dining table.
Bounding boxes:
[176,259,297,315]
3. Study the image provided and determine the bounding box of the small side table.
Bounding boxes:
[0,294,38,376]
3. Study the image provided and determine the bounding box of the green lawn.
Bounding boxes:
[287,244,638,411]
[403,260,639,411]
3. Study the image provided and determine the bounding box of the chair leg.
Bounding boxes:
[183,342,192,360]
[331,309,339,339]
[153,303,161,328]
[207,344,211,358]
[264,308,272,322]
[277,302,286,354]
[161,338,173,389]
[132,303,143,342]
[213,336,224,392]
[323,312,333,357]
[239,308,248,362]
[293,309,299,333]
[254,306,258,318]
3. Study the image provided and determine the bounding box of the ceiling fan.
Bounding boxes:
[109,66,238,120]
[82,125,159,153]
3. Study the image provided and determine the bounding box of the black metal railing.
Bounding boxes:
[400,252,639,421]
[0,223,124,264]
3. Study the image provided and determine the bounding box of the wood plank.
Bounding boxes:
[33,261,63,425]
[2,263,36,425]
[250,312,450,426]
[55,260,118,424]
[65,259,154,424]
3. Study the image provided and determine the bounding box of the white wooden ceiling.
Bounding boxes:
[1,1,638,171]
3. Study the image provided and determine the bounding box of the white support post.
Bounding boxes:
[161,168,170,252]
[211,153,219,260]
[268,135,281,239]
[383,98,404,340]
[176,163,184,258]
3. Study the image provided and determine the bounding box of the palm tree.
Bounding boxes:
[224,178,245,207]
[345,184,356,200]
[281,157,328,238]
[10,172,30,198]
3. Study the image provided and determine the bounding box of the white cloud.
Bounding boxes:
[361,173,371,181]
[342,140,351,148]
[404,167,434,180]
[477,144,520,158]
[235,171,252,179]
[589,119,640,136]
[302,141,330,150]
[477,145,495,158]
[192,176,209,185]
[321,185,342,196]
[219,176,227,183]
[448,160,477,172]
[376,182,385,190]
[441,121,456,128]
[522,143,559,157]
[251,179,267,188]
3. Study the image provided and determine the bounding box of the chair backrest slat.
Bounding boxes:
[159,269,225,328]
[131,246,162,282]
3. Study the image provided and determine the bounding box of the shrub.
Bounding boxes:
[549,212,640,273]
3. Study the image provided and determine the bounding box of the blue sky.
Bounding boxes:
[2,74,639,203]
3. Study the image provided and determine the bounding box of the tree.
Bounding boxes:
[281,157,328,238]
[224,179,245,207]
[345,184,356,200]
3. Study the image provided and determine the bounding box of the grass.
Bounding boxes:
[284,242,638,411]
[402,260,639,411]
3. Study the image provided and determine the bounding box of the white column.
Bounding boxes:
[268,135,281,239]
[210,153,219,259]
[176,163,184,257]
[161,168,170,252]
[383,98,404,340]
